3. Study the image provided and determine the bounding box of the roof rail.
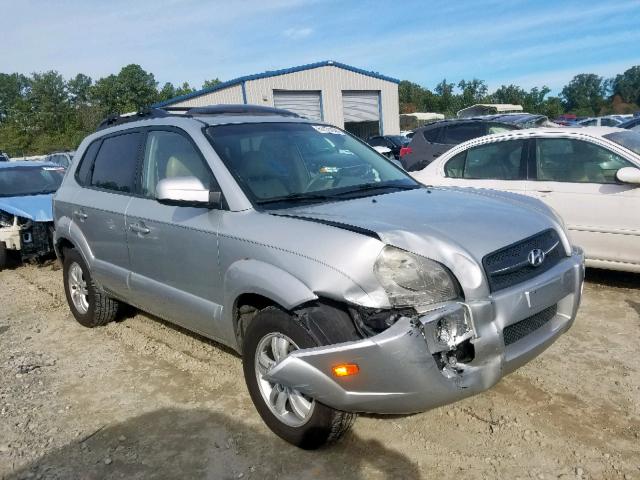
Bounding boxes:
[96,108,175,131]
[186,104,300,118]
[95,104,300,131]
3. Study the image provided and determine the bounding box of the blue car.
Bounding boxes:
[0,161,65,269]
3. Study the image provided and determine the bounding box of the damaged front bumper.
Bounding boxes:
[0,216,54,260]
[266,249,584,414]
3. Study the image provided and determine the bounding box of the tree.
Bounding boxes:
[611,65,640,106]
[175,82,195,97]
[434,79,457,115]
[457,79,488,108]
[0,73,29,120]
[561,74,606,116]
[91,64,158,114]
[157,82,176,102]
[491,84,527,106]
[67,73,92,106]
[398,80,438,113]
[202,78,222,89]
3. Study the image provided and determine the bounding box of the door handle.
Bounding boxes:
[129,223,150,235]
[73,210,88,220]
[536,190,552,194]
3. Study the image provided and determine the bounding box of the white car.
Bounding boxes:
[412,127,640,272]
[577,116,625,127]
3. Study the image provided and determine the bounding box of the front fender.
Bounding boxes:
[222,259,319,344]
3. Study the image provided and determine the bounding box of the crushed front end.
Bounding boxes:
[0,211,55,262]
[266,248,584,414]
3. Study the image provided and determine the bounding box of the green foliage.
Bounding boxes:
[203,78,222,89]
[0,65,224,156]
[561,73,607,116]
[611,66,640,106]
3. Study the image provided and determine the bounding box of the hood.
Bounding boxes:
[273,187,568,273]
[0,194,54,222]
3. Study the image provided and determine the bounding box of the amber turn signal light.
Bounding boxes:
[332,364,359,377]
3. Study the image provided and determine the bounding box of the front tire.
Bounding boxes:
[242,305,357,449]
[63,248,120,327]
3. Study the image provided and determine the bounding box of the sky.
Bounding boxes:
[2,0,640,95]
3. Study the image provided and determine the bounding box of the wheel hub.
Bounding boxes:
[68,262,89,314]
[254,332,315,427]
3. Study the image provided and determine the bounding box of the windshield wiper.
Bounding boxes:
[333,182,420,197]
[255,192,338,205]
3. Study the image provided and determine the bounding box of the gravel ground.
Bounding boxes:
[0,263,638,480]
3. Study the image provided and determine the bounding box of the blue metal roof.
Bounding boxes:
[153,60,400,108]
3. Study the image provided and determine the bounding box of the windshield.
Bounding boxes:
[0,166,65,197]
[603,131,640,156]
[206,123,419,207]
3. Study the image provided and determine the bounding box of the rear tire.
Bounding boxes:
[63,248,120,327]
[242,304,358,449]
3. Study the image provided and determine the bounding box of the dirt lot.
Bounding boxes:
[0,263,638,480]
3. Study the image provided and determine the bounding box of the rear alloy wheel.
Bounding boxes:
[62,248,121,327]
[243,306,357,449]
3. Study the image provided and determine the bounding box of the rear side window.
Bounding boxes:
[441,124,484,144]
[76,140,101,186]
[90,132,142,193]
[445,140,525,180]
[422,127,441,143]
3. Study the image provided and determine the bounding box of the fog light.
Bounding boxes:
[332,364,359,377]
[435,308,470,349]
[420,303,474,354]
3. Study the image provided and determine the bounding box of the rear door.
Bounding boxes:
[125,128,226,338]
[72,130,142,295]
[438,139,528,194]
[526,137,640,266]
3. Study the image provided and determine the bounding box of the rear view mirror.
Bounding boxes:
[156,176,222,208]
[616,167,640,185]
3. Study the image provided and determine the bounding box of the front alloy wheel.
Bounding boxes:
[254,333,315,427]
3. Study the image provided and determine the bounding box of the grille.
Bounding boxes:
[503,304,557,346]
[483,229,564,292]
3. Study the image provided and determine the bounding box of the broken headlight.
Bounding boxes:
[0,211,14,228]
[374,246,459,309]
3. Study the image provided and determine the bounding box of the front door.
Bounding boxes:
[125,128,226,338]
[526,137,640,266]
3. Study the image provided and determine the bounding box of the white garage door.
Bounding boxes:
[273,91,322,121]
[342,91,380,122]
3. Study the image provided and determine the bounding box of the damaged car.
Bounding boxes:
[53,105,584,449]
[0,161,64,269]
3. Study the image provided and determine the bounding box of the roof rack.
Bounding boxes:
[96,108,174,131]
[186,104,300,117]
[95,104,300,131]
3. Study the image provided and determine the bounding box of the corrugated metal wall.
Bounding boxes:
[164,65,400,134]
[169,84,244,107]
[244,65,399,134]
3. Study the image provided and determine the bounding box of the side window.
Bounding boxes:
[441,124,484,144]
[422,127,441,143]
[141,130,215,198]
[90,132,142,193]
[463,140,525,180]
[76,140,101,186]
[536,138,633,184]
[444,152,465,178]
[368,137,384,147]
[601,118,618,127]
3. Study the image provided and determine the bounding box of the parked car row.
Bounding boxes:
[47,104,585,449]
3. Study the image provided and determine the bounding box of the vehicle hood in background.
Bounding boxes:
[274,187,567,264]
[0,194,54,222]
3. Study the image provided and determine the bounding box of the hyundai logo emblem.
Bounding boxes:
[527,248,546,267]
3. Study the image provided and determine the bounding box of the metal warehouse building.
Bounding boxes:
[154,60,400,138]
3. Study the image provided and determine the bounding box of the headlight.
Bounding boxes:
[374,246,459,308]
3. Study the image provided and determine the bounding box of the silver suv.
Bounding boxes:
[53,105,584,449]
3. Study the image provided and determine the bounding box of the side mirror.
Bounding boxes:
[616,167,640,185]
[156,176,223,208]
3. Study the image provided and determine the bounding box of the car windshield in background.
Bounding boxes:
[206,123,419,207]
[603,131,640,156]
[0,166,65,197]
